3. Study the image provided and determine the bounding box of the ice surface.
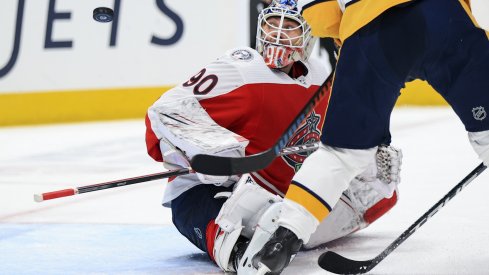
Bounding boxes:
[1,107,488,274]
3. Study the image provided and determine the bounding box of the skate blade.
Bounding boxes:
[256,263,271,275]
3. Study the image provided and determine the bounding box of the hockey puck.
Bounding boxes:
[93,7,114,23]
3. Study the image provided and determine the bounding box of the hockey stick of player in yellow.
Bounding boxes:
[318,162,487,274]
[33,143,319,202]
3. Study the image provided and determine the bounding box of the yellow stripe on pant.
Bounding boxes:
[286,181,332,221]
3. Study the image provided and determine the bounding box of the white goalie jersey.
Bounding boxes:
[145,47,330,205]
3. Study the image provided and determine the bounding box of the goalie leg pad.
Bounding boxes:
[303,179,399,249]
[236,202,282,275]
[210,219,244,272]
[277,198,320,244]
[304,193,363,249]
[215,174,282,239]
[348,176,399,216]
[210,175,283,272]
[237,199,318,274]
[364,190,398,224]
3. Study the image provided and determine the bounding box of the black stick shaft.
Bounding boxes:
[77,168,191,194]
[34,168,191,202]
[318,163,487,274]
[34,143,320,202]
[370,162,487,267]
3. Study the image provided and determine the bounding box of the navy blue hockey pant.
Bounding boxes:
[322,0,489,148]
[170,184,232,255]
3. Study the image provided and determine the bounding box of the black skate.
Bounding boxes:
[251,226,303,274]
[230,237,250,272]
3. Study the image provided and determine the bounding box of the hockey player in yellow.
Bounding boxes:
[236,0,489,274]
[299,0,473,42]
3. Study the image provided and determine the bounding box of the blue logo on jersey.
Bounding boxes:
[282,111,321,171]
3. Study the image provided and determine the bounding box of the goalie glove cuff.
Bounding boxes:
[375,144,402,186]
[354,145,402,198]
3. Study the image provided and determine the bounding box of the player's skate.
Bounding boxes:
[251,226,303,274]
[236,202,281,274]
[237,199,318,275]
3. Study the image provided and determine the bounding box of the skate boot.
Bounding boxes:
[236,199,318,274]
[251,226,303,274]
[230,237,249,272]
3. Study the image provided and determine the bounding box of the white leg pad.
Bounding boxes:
[304,194,363,248]
[215,174,282,238]
[236,199,319,274]
[212,220,243,272]
[237,203,282,275]
[305,178,399,249]
[278,199,319,243]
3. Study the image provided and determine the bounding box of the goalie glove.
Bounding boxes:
[160,137,191,170]
[159,137,233,185]
[355,144,402,198]
[149,97,249,185]
[195,148,243,185]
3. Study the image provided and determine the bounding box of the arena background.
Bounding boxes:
[1,0,489,126]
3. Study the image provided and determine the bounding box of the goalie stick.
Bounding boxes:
[190,70,334,176]
[318,162,487,274]
[34,143,319,202]
[33,168,191,203]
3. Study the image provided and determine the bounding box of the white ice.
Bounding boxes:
[1,107,488,274]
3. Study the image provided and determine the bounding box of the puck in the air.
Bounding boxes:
[93,7,114,23]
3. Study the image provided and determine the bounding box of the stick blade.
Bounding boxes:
[190,150,275,175]
[318,251,375,274]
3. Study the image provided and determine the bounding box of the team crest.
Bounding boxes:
[231,49,253,61]
[472,106,486,121]
[282,111,321,171]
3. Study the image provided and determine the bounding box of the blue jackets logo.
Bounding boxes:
[283,111,321,171]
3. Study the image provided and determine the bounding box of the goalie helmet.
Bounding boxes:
[256,0,316,69]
